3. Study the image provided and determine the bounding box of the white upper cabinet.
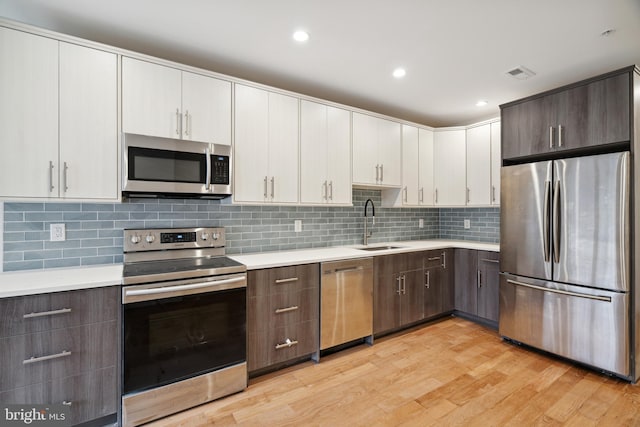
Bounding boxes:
[300,100,351,205]
[352,112,401,187]
[0,28,118,201]
[234,84,299,204]
[490,122,501,205]
[434,129,466,206]
[122,57,231,145]
[59,42,118,200]
[465,124,492,205]
[418,128,435,206]
[0,28,58,198]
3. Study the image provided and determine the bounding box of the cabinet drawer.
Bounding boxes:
[270,320,318,365]
[424,251,445,269]
[0,321,117,392]
[0,367,117,426]
[270,286,318,328]
[0,287,118,338]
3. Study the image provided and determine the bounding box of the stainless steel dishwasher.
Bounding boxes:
[320,258,374,350]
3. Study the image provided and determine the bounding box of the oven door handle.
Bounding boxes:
[123,276,246,303]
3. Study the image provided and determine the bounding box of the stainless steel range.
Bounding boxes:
[121,227,247,427]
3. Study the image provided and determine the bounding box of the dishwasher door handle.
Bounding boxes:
[333,266,364,274]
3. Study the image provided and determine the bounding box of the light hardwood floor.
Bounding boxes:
[147,317,640,426]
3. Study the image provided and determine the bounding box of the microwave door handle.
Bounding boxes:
[205,146,211,191]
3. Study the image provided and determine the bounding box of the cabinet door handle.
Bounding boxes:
[477,270,482,288]
[24,350,71,365]
[323,180,328,200]
[375,164,380,182]
[492,185,496,203]
[427,256,441,261]
[549,126,554,149]
[329,181,333,200]
[270,176,275,199]
[396,276,402,294]
[275,277,298,284]
[275,305,299,314]
[403,186,408,202]
[62,401,72,406]
[176,109,181,136]
[558,124,563,147]
[23,308,71,319]
[467,187,470,203]
[402,275,406,295]
[63,162,69,192]
[480,258,499,264]
[442,251,446,269]
[425,270,430,288]
[435,188,438,204]
[184,110,190,137]
[275,338,298,350]
[49,161,55,193]
[263,176,268,199]
[419,187,424,203]
[380,164,384,182]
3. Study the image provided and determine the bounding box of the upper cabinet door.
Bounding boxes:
[300,100,328,204]
[59,43,118,200]
[352,112,379,185]
[267,92,299,203]
[465,124,491,206]
[234,84,269,203]
[325,106,351,205]
[377,118,401,187]
[122,57,182,139]
[490,122,501,205]
[401,125,420,206]
[418,128,434,206]
[433,130,466,206]
[0,28,58,198]
[181,71,231,145]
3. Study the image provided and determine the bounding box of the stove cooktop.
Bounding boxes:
[123,256,246,285]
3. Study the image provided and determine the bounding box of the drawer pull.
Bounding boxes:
[275,305,299,314]
[480,258,500,264]
[62,401,72,406]
[275,338,298,349]
[275,277,298,284]
[23,350,71,365]
[427,257,441,261]
[23,308,72,319]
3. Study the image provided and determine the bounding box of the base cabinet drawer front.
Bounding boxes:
[0,367,117,426]
[0,286,119,338]
[270,321,318,366]
[270,286,318,328]
[0,321,117,392]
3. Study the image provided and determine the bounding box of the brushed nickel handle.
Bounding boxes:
[480,258,499,264]
[492,185,496,203]
[553,180,561,264]
[442,251,446,269]
[184,110,190,137]
[425,270,430,288]
[396,276,402,294]
[477,270,482,288]
[467,187,470,203]
[275,277,298,284]
[549,126,554,148]
[270,176,275,199]
[23,308,71,319]
[558,124,563,147]
[435,188,438,204]
[543,180,551,262]
[176,109,181,135]
[62,401,72,406]
[427,257,441,261]
[375,164,380,182]
[402,275,406,295]
[263,176,268,199]
[323,180,328,201]
[275,338,298,349]
[24,350,71,365]
[419,187,424,203]
[275,305,299,314]
[205,146,211,191]
[403,186,408,202]
[506,279,611,302]
[63,162,69,192]
[380,164,384,182]
[49,161,55,193]
[328,181,333,200]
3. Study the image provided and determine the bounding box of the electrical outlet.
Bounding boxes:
[294,219,302,232]
[419,219,424,228]
[464,219,471,229]
[50,223,66,241]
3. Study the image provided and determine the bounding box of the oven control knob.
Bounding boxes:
[212,233,220,240]
[145,234,155,244]
[201,232,209,241]
[130,235,141,244]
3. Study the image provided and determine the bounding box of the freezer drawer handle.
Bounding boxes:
[275,305,299,314]
[506,279,611,302]
[275,338,298,350]
[24,350,71,365]
[23,308,72,319]
[275,277,298,284]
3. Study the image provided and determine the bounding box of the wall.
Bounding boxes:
[439,207,500,243]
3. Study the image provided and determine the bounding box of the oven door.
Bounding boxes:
[123,133,231,197]
[122,273,246,395]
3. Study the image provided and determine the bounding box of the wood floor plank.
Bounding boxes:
[145,317,640,427]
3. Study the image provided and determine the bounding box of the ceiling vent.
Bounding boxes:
[506,66,536,80]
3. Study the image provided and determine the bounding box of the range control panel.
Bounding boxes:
[123,227,225,252]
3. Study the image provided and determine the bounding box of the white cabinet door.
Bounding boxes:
[122,57,182,139]
[326,106,351,205]
[59,43,118,200]
[434,130,466,206]
[377,118,402,186]
[490,122,501,205]
[234,84,269,203]
[352,112,379,185]
[0,28,58,198]
[401,125,419,205]
[466,124,491,205]
[182,71,231,145]
[418,128,434,206]
[268,92,299,203]
[300,100,328,204]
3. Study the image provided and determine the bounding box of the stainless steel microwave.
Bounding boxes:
[123,133,231,198]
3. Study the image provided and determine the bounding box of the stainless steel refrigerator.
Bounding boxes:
[499,151,631,378]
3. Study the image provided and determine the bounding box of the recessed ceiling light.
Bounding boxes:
[392,68,406,78]
[476,100,488,107]
[293,30,309,42]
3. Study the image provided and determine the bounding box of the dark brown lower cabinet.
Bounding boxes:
[0,286,119,426]
[454,249,500,325]
[424,249,454,319]
[247,263,319,373]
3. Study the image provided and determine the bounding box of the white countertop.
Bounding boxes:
[0,264,123,298]
[229,240,499,270]
[0,240,498,298]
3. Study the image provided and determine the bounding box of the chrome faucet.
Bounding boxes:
[364,198,375,245]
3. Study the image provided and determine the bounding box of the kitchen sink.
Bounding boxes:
[357,245,404,251]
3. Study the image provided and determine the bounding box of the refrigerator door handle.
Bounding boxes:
[543,180,551,262]
[553,180,561,264]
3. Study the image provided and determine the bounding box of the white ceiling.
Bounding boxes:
[1,0,639,127]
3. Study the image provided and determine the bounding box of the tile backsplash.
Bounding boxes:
[2,190,499,272]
